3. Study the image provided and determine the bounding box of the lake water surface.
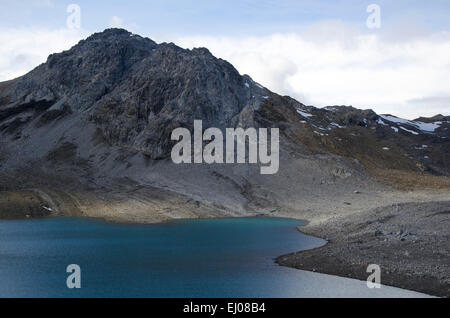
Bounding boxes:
[0,217,429,297]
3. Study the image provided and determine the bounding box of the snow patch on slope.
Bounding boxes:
[380,115,442,133]
[377,118,388,126]
[296,109,313,118]
[400,126,419,135]
[330,122,346,129]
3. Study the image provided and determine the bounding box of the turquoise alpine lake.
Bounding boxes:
[0,217,429,297]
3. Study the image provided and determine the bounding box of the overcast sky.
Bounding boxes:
[1,0,449,119]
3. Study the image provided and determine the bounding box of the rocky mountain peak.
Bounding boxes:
[0,29,270,160]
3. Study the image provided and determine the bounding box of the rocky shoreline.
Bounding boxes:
[1,184,448,297]
[276,201,450,298]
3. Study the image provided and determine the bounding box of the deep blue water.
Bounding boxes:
[0,217,429,297]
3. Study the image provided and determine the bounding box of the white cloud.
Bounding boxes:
[407,95,450,118]
[0,27,88,81]
[1,23,449,120]
[109,16,124,28]
[168,23,450,119]
[108,16,139,33]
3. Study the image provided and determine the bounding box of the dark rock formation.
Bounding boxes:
[0,29,268,159]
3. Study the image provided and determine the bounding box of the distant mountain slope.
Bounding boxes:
[260,101,449,176]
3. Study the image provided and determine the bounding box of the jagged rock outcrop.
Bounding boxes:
[0,29,269,159]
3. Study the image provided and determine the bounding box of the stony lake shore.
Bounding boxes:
[277,200,450,298]
[1,184,448,298]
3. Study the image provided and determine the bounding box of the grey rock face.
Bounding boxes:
[0,28,267,159]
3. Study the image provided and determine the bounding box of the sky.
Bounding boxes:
[1,0,449,119]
